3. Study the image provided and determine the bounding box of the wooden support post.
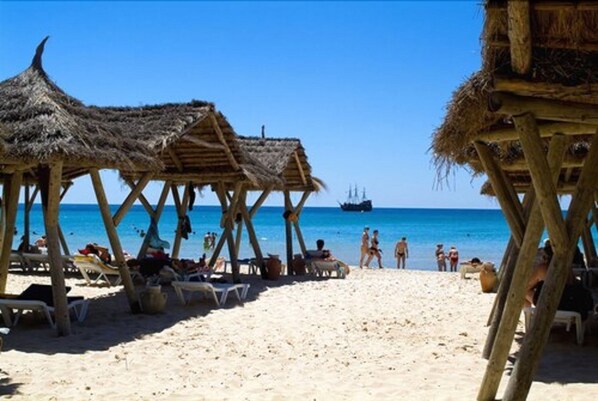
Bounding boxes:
[483,190,535,357]
[580,224,596,263]
[474,142,525,246]
[171,184,190,260]
[214,183,242,283]
[137,181,170,259]
[38,163,71,336]
[125,179,156,220]
[113,173,152,227]
[291,191,311,256]
[503,131,598,401]
[507,1,531,75]
[478,133,567,401]
[57,223,70,256]
[516,114,569,254]
[249,187,272,218]
[0,172,22,293]
[90,169,140,313]
[284,191,293,275]
[239,193,265,272]
[23,185,31,251]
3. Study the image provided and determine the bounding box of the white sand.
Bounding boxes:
[1,269,597,400]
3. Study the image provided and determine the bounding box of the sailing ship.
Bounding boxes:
[339,185,372,212]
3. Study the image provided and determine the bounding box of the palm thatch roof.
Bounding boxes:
[111,105,283,188]
[432,1,598,192]
[236,136,325,192]
[0,37,160,183]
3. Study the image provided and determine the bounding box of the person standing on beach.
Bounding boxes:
[365,229,383,269]
[359,226,370,268]
[448,246,459,272]
[394,237,409,269]
[435,244,446,272]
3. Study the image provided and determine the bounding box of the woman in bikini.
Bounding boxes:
[365,229,383,269]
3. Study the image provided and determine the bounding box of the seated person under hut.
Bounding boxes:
[306,239,350,275]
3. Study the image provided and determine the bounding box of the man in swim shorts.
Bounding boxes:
[394,237,409,269]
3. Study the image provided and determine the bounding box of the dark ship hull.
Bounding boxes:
[340,200,372,212]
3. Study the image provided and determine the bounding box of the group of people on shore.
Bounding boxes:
[358,226,410,270]
[435,244,460,272]
[203,232,218,251]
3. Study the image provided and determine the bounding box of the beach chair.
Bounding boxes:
[0,284,89,329]
[523,306,593,345]
[19,253,75,273]
[160,265,213,283]
[171,281,248,307]
[73,253,132,286]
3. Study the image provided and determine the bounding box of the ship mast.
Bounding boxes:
[362,187,367,201]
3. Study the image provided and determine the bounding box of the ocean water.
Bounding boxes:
[12,204,525,271]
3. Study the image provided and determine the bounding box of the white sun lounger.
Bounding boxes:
[171,281,249,307]
[523,306,592,345]
[0,298,89,329]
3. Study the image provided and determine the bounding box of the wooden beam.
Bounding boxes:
[490,92,598,125]
[113,172,152,227]
[39,163,72,336]
[507,1,531,75]
[171,184,190,260]
[487,38,598,53]
[137,181,171,260]
[23,185,31,253]
[90,168,140,313]
[249,187,273,218]
[293,151,308,186]
[284,191,293,275]
[0,172,22,293]
[57,223,70,256]
[208,112,240,171]
[515,114,569,254]
[167,148,185,172]
[478,133,568,401]
[476,121,597,143]
[125,178,155,219]
[238,191,265,270]
[494,77,598,104]
[474,141,525,246]
[503,132,598,401]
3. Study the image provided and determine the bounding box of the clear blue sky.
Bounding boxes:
[1,1,498,209]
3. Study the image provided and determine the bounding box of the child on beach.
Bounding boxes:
[435,244,446,272]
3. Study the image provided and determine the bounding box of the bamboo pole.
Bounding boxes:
[38,163,71,336]
[0,172,22,293]
[478,133,567,401]
[475,142,525,246]
[90,169,140,313]
[284,191,293,275]
[113,173,152,227]
[503,131,598,401]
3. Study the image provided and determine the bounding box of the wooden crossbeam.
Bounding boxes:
[490,92,598,125]
[293,151,308,186]
[249,187,272,218]
[113,172,152,227]
[125,178,156,219]
[167,148,185,172]
[208,112,240,171]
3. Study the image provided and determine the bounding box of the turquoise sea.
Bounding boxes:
[11,204,532,271]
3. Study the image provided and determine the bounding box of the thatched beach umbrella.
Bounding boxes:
[0,37,161,334]
[97,103,283,283]
[432,2,598,399]
[237,135,325,270]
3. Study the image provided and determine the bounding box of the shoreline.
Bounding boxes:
[1,268,596,400]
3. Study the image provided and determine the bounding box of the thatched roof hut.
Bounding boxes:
[0,37,160,183]
[236,136,324,192]
[104,104,282,188]
[432,2,598,400]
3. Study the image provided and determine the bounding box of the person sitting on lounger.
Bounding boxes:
[306,239,350,275]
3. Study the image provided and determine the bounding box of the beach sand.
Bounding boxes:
[1,269,597,400]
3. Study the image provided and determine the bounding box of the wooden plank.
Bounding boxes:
[113,172,152,227]
[503,132,598,400]
[90,169,140,313]
[208,112,240,171]
[478,133,568,401]
[474,142,525,246]
[0,172,22,293]
[515,114,569,253]
[490,92,598,125]
[507,1,531,75]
